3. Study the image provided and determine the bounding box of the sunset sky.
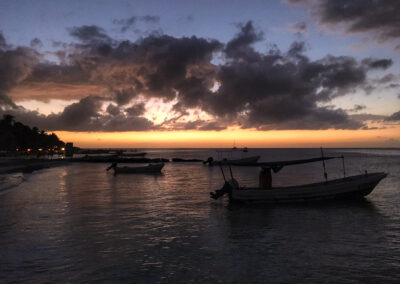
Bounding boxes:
[0,0,399,148]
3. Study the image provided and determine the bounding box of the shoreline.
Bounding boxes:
[0,158,69,175]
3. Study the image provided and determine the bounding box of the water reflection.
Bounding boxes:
[1,148,399,282]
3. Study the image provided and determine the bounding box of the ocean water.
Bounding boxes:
[0,148,399,282]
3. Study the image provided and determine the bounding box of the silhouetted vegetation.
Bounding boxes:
[0,114,65,153]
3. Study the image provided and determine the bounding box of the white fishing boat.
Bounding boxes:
[204,149,260,166]
[107,162,164,174]
[210,153,387,203]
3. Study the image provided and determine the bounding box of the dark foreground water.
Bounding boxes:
[1,148,399,282]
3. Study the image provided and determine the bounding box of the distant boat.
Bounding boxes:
[107,162,164,174]
[210,156,387,202]
[232,139,237,150]
[81,154,118,162]
[120,152,147,157]
[204,155,260,166]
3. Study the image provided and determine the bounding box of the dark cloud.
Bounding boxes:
[0,46,39,92]
[225,21,263,59]
[385,110,400,121]
[362,58,393,70]
[111,88,138,106]
[378,73,396,84]
[98,114,155,131]
[348,104,366,112]
[125,103,145,116]
[0,31,7,49]
[204,35,371,130]
[0,93,17,109]
[0,108,55,130]
[58,95,103,128]
[113,15,160,33]
[138,34,222,100]
[287,41,308,59]
[288,22,308,35]
[286,0,400,48]
[141,15,160,23]
[27,63,90,85]
[113,16,137,33]
[30,38,43,48]
[252,107,363,130]
[165,119,227,131]
[198,121,227,131]
[68,25,112,44]
[387,83,400,89]
[0,95,155,132]
[106,103,120,116]
[68,25,113,56]
[4,27,221,105]
[181,120,201,130]
[351,113,387,122]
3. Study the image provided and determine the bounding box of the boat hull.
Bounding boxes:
[114,163,164,174]
[230,172,387,202]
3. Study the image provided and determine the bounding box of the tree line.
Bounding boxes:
[0,114,65,152]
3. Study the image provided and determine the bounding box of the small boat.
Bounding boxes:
[204,155,260,166]
[107,162,164,174]
[81,154,119,162]
[210,154,387,203]
[120,152,147,157]
[226,173,387,202]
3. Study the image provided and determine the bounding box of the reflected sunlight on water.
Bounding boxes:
[1,149,399,282]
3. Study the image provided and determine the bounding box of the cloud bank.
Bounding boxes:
[0,21,397,132]
[287,0,400,49]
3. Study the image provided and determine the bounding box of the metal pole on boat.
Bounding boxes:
[341,155,346,178]
[228,164,234,179]
[320,147,328,181]
[219,163,227,182]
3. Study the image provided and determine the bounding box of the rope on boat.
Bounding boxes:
[320,147,328,181]
[341,155,346,178]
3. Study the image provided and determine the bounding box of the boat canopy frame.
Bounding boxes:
[218,148,347,183]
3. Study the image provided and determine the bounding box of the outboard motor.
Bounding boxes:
[210,178,239,200]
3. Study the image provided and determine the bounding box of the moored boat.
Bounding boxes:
[204,155,260,166]
[227,172,387,202]
[107,162,164,174]
[120,152,147,157]
[210,154,387,203]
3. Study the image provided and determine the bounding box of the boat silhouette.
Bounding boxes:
[210,155,387,203]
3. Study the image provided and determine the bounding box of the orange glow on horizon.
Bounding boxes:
[54,126,400,148]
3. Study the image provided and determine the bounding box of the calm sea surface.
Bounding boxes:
[1,148,399,282]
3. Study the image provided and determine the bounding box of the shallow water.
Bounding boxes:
[1,148,399,282]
